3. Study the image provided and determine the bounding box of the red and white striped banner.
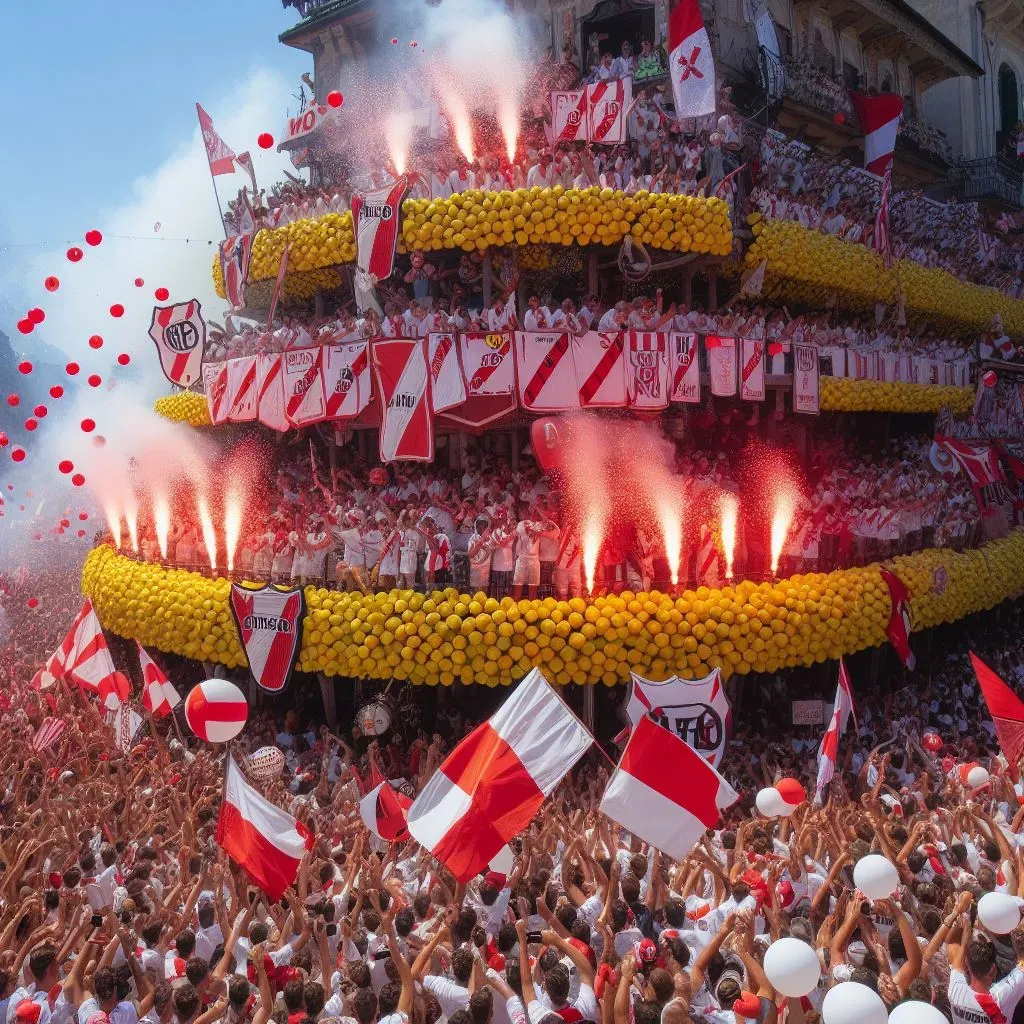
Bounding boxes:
[573,331,627,408]
[203,362,230,425]
[428,333,467,412]
[551,90,588,142]
[669,333,700,404]
[256,353,289,432]
[323,341,370,420]
[626,332,670,410]
[740,337,765,402]
[706,335,737,398]
[226,355,258,422]
[149,300,206,388]
[372,338,435,463]
[587,77,632,145]
[283,348,327,427]
[32,717,66,753]
[516,332,580,412]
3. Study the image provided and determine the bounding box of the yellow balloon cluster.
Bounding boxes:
[517,244,558,270]
[746,216,1024,335]
[820,378,974,414]
[153,392,211,427]
[82,531,1024,687]
[400,186,732,256]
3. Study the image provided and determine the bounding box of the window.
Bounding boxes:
[999,64,1019,137]
[842,61,860,91]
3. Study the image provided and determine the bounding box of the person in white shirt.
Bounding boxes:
[523,296,551,332]
[526,151,556,190]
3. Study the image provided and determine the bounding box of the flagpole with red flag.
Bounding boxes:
[196,103,236,237]
[970,651,1024,778]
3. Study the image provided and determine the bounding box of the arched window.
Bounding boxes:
[999,63,1019,138]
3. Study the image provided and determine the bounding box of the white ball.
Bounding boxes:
[888,1000,950,1024]
[756,786,788,817]
[248,746,285,780]
[967,766,990,789]
[853,855,899,901]
[762,937,821,997]
[822,982,888,1024]
[978,891,1022,934]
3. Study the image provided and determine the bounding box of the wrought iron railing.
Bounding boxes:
[951,157,1024,207]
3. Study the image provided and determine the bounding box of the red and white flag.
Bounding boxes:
[219,234,252,310]
[372,338,435,463]
[669,333,701,404]
[32,717,67,753]
[236,151,258,195]
[574,331,628,408]
[880,568,915,670]
[323,341,371,420]
[204,362,230,425]
[971,652,1024,772]
[256,354,289,432]
[601,715,737,861]
[196,103,237,176]
[442,333,517,429]
[149,300,206,388]
[551,90,589,143]
[626,332,670,410]
[229,584,305,694]
[407,668,592,882]
[137,644,181,718]
[740,337,765,402]
[668,0,716,120]
[226,356,258,423]
[516,332,580,412]
[284,348,327,427]
[874,163,893,269]
[815,659,856,798]
[50,600,128,710]
[792,343,820,414]
[266,246,290,326]
[850,92,903,175]
[588,77,632,145]
[359,764,413,842]
[706,335,738,398]
[351,178,408,281]
[217,757,314,901]
[428,333,467,412]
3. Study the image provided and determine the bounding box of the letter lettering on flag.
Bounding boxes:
[587,77,632,145]
[551,90,589,142]
[626,333,669,410]
[601,716,738,863]
[323,341,370,420]
[668,0,716,120]
[516,332,579,412]
[219,234,252,310]
[284,349,327,427]
[880,568,915,670]
[850,93,903,175]
[408,668,592,882]
[971,652,1024,772]
[442,333,517,428]
[574,332,627,408]
[137,643,181,718]
[204,363,230,426]
[217,757,314,901]
[669,333,701,403]
[149,300,206,388]
[226,356,258,423]
[815,659,856,799]
[351,178,409,282]
[792,343,820,414]
[740,337,766,402]
[428,333,467,412]
[706,335,738,398]
[256,354,289,432]
[372,338,435,463]
[229,584,305,694]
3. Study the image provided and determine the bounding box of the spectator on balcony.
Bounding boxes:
[634,39,665,82]
[590,52,618,83]
[612,40,636,79]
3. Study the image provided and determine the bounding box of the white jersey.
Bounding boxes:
[948,968,1024,1024]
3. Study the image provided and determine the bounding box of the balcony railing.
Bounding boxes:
[951,157,1024,207]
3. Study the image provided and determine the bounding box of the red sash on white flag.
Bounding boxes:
[351,178,408,281]
[428,333,467,412]
[706,335,738,398]
[442,333,517,429]
[669,333,701,403]
[516,332,580,412]
[226,356,258,423]
[323,342,370,420]
[149,300,206,388]
[372,338,435,463]
[574,332,627,408]
[551,90,588,142]
[203,362,229,425]
[256,354,289,432]
[626,332,670,410]
[587,78,631,145]
[284,349,327,427]
[740,337,765,402]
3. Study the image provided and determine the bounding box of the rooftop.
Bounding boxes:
[279,0,371,46]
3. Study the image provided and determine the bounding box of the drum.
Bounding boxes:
[357,699,394,737]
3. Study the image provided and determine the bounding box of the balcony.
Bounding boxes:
[950,157,1024,208]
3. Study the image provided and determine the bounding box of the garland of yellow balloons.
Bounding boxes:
[82,531,1024,686]
[153,393,211,427]
[745,215,1024,335]
[820,378,974,414]
[212,187,733,298]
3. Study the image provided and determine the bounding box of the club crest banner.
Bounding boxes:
[229,584,305,693]
[149,300,206,388]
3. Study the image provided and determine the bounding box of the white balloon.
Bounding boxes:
[489,845,515,875]
[853,855,899,901]
[978,891,1022,934]
[967,766,990,789]
[888,1000,950,1024]
[756,786,788,817]
[762,937,821,997]
[248,746,286,780]
[822,982,888,1024]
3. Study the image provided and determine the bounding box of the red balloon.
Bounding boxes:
[327,90,344,108]
[77,530,86,538]
[134,278,144,287]
[17,361,32,374]
[80,418,95,432]
[44,276,60,291]
[11,449,25,463]
[26,598,38,609]
[87,374,102,388]
[88,335,103,349]
[6,395,19,407]
[775,777,806,806]
[16,319,33,335]
[24,419,37,432]
[369,467,388,487]
[530,416,567,474]
[34,405,47,418]
[71,473,85,487]
[66,362,80,375]
[258,132,274,149]
[154,287,169,301]
[85,229,103,246]
[66,247,83,262]
[28,308,44,324]
[983,370,998,388]
[60,518,69,528]
[49,386,64,399]
[833,111,846,125]
[0,435,7,447]
[109,303,124,318]
[117,353,131,366]
[391,37,398,44]
[410,40,418,47]
[58,460,74,474]
[79,512,88,521]
[93,435,106,447]
[923,732,943,753]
